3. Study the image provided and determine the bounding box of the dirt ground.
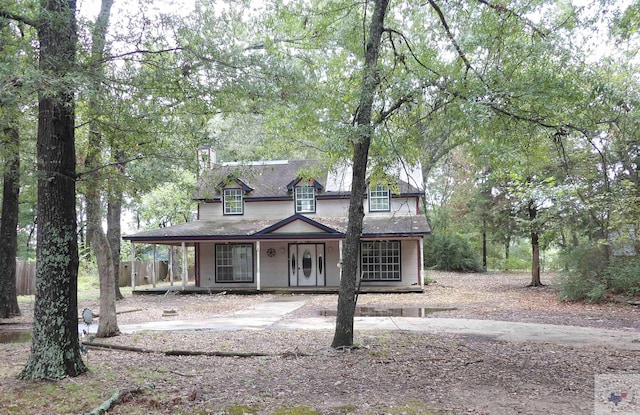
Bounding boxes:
[1,271,639,415]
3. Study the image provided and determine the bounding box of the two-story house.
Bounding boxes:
[123,153,431,292]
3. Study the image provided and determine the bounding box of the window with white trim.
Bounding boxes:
[295,185,315,213]
[360,240,400,281]
[223,188,243,215]
[369,185,390,212]
[215,244,253,282]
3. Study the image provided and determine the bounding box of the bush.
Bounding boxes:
[557,244,640,303]
[557,244,608,302]
[605,256,640,297]
[424,233,483,272]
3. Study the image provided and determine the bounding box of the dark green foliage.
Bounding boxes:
[605,256,640,297]
[424,234,483,272]
[557,244,608,303]
[558,243,640,303]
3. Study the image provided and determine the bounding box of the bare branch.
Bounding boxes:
[106,47,183,62]
[474,0,548,38]
[384,28,441,78]
[427,0,473,73]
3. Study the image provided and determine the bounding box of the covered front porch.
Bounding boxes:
[131,284,425,295]
[123,215,427,294]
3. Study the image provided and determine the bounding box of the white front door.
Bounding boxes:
[289,243,325,286]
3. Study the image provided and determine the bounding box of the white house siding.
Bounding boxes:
[198,243,215,286]
[323,242,342,286]
[257,241,290,287]
[198,196,417,221]
[315,198,350,216]
[199,200,294,221]
[388,198,418,215]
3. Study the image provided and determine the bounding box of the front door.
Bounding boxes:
[289,243,325,286]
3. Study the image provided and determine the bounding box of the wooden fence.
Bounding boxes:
[15,260,195,295]
[16,261,36,296]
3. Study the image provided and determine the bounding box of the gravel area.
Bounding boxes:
[1,271,639,415]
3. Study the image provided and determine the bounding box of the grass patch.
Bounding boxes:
[376,400,441,415]
[0,377,107,415]
[271,407,320,415]
[225,404,260,414]
[332,404,357,413]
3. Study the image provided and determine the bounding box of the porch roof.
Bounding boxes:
[122,215,430,244]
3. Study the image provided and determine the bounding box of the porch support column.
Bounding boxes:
[338,239,343,280]
[419,238,425,289]
[169,246,174,286]
[152,244,157,288]
[130,242,136,291]
[181,242,187,290]
[256,241,261,291]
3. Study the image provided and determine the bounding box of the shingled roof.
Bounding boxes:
[194,159,424,200]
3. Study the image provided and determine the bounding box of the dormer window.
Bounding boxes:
[223,188,243,215]
[295,185,315,213]
[369,185,390,212]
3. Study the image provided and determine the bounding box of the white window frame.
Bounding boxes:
[223,188,243,215]
[360,240,401,281]
[295,185,315,213]
[215,244,253,282]
[369,185,390,212]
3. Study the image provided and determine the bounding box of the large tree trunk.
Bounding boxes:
[86,0,119,337]
[331,0,389,349]
[20,0,87,380]
[0,126,21,318]
[528,200,543,287]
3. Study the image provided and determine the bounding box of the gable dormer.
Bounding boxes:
[218,175,253,215]
[287,177,324,214]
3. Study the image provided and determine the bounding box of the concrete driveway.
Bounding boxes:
[116,297,640,351]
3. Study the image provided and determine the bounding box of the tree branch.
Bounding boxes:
[384,28,442,78]
[88,383,155,415]
[0,10,37,28]
[105,47,183,63]
[427,0,473,73]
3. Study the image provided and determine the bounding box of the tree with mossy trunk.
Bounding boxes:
[19,0,87,380]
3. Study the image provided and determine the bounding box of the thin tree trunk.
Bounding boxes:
[482,218,487,272]
[528,200,543,287]
[331,0,389,349]
[0,126,21,318]
[504,234,510,270]
[20,0,87,380]
[107,173,125,300]
[86,0,119,337]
